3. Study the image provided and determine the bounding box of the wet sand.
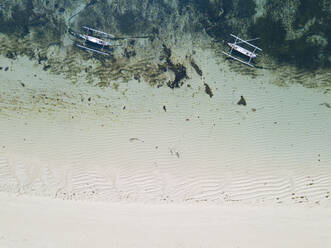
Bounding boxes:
[0,49,331,247]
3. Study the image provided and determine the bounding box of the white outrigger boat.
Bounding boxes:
[76,26,115,56]
[223,34,262,67]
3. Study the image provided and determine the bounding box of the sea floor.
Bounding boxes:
[0,46,331,247]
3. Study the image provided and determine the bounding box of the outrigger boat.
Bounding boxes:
[222,34,262,67]
[76,26,116,56]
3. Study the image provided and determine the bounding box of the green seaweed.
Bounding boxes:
[249,12,329,69]
[249,16,286,58]
[293,0,323,29]
[0,1,33,36]
[236,0,256,18]
[116,11,148,35]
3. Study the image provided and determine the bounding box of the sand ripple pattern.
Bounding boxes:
[1,141,330,205]
[1,52,331,205]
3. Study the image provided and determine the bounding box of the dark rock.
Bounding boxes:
[167,63,187,89]
[134,74,141,81]
[43,64,51,71]
[237,96,246,106]
[162,44,187,89]
[4,67,9,71]
[37,54,47,64]
[190,59,202,76]
[204,83,213,98]
[5,51,16,59]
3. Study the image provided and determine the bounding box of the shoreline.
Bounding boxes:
[1,44,331,247]
[1,52,330,206]
[1,1,331,246]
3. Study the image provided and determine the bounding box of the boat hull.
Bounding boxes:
[227,43,256,58]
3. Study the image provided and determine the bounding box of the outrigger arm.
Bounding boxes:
[222,51,255,67]
[230,34,262,52]
[76,44,110,56]
[248,47,258,63]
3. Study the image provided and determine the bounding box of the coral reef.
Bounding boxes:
[201,0,331,68]
[0,0,330,82]
[248,0,331,68]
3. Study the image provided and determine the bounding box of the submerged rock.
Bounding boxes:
[190,59,203,77]
[237,96,247,106]
[204,83,213,98]
[161,45,188,89]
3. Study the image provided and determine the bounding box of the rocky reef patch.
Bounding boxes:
[0,0,330,89]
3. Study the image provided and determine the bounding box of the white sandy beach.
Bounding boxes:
[0,47,331,247]
[1,192,331,248]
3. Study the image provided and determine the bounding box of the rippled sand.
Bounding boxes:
[0,50,331,247]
